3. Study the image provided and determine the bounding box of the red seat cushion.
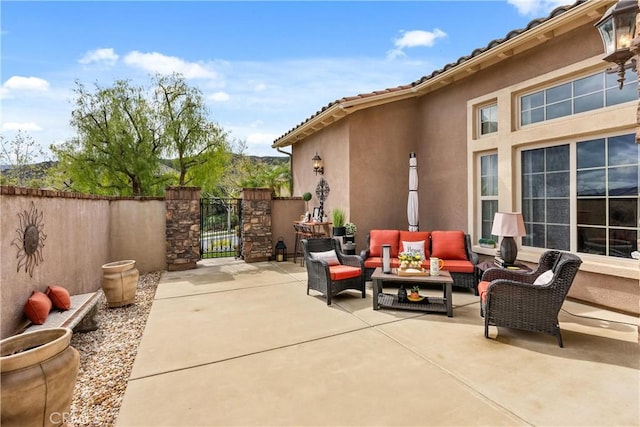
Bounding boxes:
[24,291,52,325]
[364,257,400,269]
[438,260,475,273]
[478,280,490,302]
[369,230,400,257]
[329,265,363,281]
[46,285,71,310]
[399,231,431,258]
[431,231,467,260]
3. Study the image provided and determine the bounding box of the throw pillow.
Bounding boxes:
[402,240,426,259]
[310,250,340,266]
[46,285,71,310]
[24,291,52,325]
[431,231,467,260]
[399,231,431,257]
[533,269,554,285]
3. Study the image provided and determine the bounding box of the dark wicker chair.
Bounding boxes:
[479,250,582,347]
[302,238,366,305]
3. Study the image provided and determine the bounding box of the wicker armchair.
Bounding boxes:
[479,251,582,347]
[302,238,366,305]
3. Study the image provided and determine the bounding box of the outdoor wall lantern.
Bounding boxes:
[312,152,324,175]
[595,0,639,89]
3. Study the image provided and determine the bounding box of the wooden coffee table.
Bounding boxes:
[371,268,454,317]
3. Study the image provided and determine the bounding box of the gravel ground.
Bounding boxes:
[68,271,161,426]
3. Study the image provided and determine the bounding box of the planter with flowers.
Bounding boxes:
[397,251,429,276]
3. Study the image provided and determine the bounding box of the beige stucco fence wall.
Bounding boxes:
[1,186,165,338]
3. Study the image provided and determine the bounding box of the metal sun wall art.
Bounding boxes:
[12,202,47,277]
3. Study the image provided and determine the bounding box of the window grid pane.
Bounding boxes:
[480,104,498,135]
[577,134,639,258]
[521,145,570,250]
[480,154,498,240]
[520,70,635,127]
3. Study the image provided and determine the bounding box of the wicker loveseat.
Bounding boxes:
[478,250,583,347]
[360,230,479,293]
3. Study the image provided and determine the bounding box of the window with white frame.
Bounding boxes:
[577,134,638,258]
[521,145,570,250]
[479,104,498,135]
[521,133,638,258]
[520,69,638,126]
[480,153,498,239]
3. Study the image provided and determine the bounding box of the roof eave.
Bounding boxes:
[272,0,614,149]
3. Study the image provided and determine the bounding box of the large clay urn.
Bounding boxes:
[1,328,80,427]
[101,259,139,308]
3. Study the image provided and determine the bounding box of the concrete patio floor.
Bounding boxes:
[117,258,639,426]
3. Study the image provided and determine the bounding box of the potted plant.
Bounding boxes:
[331,208,346,236]
[302,192,312,214]
[479,238,496,248]
[344,222,357,243]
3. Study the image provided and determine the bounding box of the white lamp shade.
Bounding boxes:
[491,212,526,237]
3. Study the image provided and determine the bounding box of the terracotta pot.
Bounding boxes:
[101,260,139,308]
[1,328,79,427]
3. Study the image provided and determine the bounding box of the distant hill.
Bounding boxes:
[1,155,289,186]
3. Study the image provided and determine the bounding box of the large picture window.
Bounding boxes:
[521,133,638,258]
[520,70,637,126]
[577,134,638,258]
[480,153,498,239]
[521,145,570,250]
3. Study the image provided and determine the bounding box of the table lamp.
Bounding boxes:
[491,212,526,265]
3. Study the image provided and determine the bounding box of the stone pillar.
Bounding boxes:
[241,188,273,262]
[165,186,201,271]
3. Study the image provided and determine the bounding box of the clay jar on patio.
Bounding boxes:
[101,259,139,308]
[1,328,80,427]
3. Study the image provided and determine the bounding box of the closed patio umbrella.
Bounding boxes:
[407,152,419,231]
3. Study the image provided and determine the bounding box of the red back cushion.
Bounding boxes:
[46,285,71,310]
[369,230,400,257]
[399,231,431,258]
[24,291,52,325]
[431,231,467,260]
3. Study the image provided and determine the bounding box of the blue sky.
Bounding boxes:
[1,0,573,158]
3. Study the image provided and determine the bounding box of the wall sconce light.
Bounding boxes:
[312,152,324,175]
[595,0,639,89]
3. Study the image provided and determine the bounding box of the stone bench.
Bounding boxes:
[23,292,102,334]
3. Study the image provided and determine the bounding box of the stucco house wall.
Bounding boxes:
[276,1,639,315]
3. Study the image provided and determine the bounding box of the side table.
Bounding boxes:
[477,260,531,280]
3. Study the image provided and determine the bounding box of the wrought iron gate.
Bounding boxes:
[200,197,242,259]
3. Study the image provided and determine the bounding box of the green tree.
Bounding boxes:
[0,131,47,187]
[51,80,167,196]
[154,73,231,188]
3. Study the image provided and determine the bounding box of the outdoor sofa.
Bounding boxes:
[360,230,479,293]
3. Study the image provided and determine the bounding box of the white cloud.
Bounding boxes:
[3,76,50,92]
[387,29,447,60]
[253,82,267,92]
[79,48,119,66]
[123,51,218,79]
[507,0,570,17]
[2,122,42,132]
[209,91,230,102]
